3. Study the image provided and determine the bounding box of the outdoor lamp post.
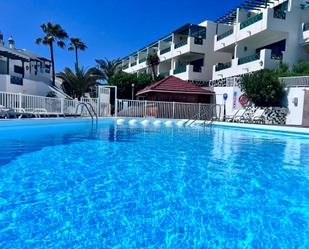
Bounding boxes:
[223,93,228,121]
[131,83,135,100]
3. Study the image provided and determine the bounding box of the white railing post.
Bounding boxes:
[144,100,147,117]
[97,97,100,117]
[60,98,64,114]
[115,99,118,117]
[198,103,201,119]
[18,92,22,110]
[172,102,175,119]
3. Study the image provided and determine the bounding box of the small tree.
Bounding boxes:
[108,72,153,99]
[240,69,285,107]
[146,54,160,80]
[95,58,121,81]
[57,67,102,100]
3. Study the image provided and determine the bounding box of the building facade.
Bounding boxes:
[213,0,309,80]
[0,33,63,97]
[121,0,309,84]
[121,22,231,84]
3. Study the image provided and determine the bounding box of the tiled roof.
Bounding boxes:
[137,76,213,95]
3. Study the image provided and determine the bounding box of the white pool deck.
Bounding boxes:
[212,121,309,135]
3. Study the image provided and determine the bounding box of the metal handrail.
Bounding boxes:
[75,102,98,121]
[184,104,221,126]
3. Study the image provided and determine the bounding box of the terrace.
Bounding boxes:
[214,0,290,52]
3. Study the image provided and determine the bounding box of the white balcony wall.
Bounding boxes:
[213,49,279,80]
[171,65,208,81]
[303,29,309,42]
[0,74,51,96]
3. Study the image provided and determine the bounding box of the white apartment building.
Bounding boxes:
[121,22,231,83]
[121,0,309,84]
[0,32,64,97]
[212,0,309,81]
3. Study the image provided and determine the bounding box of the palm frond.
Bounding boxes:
[57,41,66,49]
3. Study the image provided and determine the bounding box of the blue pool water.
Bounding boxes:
[0,119,308,248]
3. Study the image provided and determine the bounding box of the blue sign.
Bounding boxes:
[223,93,228,101]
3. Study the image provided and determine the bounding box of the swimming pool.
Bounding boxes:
[0,119,308,248]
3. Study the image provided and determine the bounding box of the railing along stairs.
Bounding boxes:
[75,102,98,121]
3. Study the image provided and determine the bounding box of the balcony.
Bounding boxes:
[213,49,280,80]
[215,61,232,72]
[130,62,137,67]
[240,13,263,30]
[173,36,206,56]
[174,39,188,49]
[173,65,187,75]
[139,57,146,63]
[215,8,288,52]
[238,53,260,65]
[160,47,171,55]
[159,71,170,78]
[170,64,207,81]
[302,23,309,44]
[217,29,233,41]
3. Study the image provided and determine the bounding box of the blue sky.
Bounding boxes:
[0,0,242,71]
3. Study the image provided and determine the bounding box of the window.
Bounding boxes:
[14,65,24,75]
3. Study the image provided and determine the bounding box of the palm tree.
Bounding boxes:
[68,38,87,69]
[146,54,160,80]
[57,67,102,100]
[35,22,68,86]
[95,58,121,81]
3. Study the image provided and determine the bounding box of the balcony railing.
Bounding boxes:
[240,13,263,30]
[238,52,260,65]
[173,65,187,74]
[304,23,309,32]
[130,62,137,67]
[139,57,146,63]
[273,1,288,20]
[160,47,171,55]
[159,71,170,78]
[10,75,23,85]
[174,39,188,49]
[123,64,129,70]
[215,61,232,71]
[217,29,233,41]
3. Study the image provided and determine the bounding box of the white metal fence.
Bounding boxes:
[0,91,111,117]
[116,99,223,120]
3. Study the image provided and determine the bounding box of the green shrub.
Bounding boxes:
[292,60,309,75]
[108,72,153,99]
[240,69,285,107]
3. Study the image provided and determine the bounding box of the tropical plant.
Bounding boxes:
[57,67,102,100]
[108,72,153,99]
[35,22,68,86]
[292,60,309,75]
[240,69,285,107]
[146,54,160,80]
[95,58,121,81]
[68,38,87,69]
